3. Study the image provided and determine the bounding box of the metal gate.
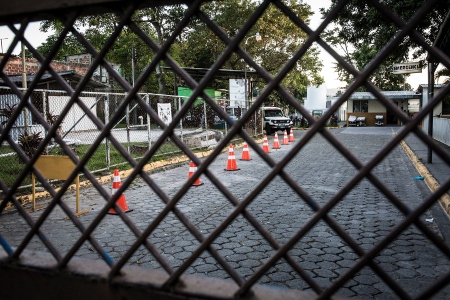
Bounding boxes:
[1,0,450,299]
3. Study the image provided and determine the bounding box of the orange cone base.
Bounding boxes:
[239,158,252,161]
[107,194,133,215]
[192,181,204,186]
[107,208,133,215]
[225,168,241,171]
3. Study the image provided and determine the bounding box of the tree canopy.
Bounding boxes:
[180,0,323,102]
[321,0,450,91]
[36,0,324,101]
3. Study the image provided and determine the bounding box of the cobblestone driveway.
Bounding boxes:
[1,127,449,299]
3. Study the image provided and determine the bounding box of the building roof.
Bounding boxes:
[417,84,446,89]
[162,66,259,80]
[0,70,108,89]
[349,90,421,100]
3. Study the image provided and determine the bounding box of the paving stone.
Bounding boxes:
[337,259,355,268]
[339,252,359,260]
[350,284,381,298]
[284,278,310,290]
[310,277,333,289]
[247,251,270,260]
[194,264,218,273]
[2,129,450,300]
[225,254,247,262]
[335,287,357,298]
[319,253,342,262]
[312,267,337,279]
[302,254,322,262]
[354,274,381,285]
[239,259,261,268]
[268,271,294,282]
[377,262,399,272]
[307,247,325,256]
[234,246,254,254]
[395,267,419,279]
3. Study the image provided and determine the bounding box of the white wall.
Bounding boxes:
[422,86,443,128]
[49,96,97,132]
[369,99,385,113]
[408,99,420,113]
[423,117,450,147]
[305,84,327,110]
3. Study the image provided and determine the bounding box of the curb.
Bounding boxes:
[12,137,265,210]
[400,139,450,216]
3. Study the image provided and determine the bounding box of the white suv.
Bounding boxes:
[262,107,293,135]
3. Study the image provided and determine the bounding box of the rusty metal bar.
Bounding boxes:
[1,0,449,299]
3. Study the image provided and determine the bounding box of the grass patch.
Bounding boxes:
[0,140,187,195]
[0,133,249,197]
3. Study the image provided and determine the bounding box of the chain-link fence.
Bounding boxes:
[0,86,264,194]
[1,0,450,299]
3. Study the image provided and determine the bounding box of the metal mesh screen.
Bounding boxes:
[1,0,450,299]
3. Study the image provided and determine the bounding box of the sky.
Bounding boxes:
[307,0,429,91]
[0,1,431,91]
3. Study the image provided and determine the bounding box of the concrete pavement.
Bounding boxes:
[1,126,450,299]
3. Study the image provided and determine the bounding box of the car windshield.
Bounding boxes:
[265,110,284,117]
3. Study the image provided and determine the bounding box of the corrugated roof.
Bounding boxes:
[0,70,107,88]
[349,91,421,99]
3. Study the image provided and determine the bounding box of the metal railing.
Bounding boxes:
[0,0,450,299]
[0,86,263,193]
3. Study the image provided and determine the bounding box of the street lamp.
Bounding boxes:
[244,33,262,105]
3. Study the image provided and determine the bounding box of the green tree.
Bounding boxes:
[37,7,185,93]
[179,0,323,103]
[321,0,450,91]
[436,67,450,84]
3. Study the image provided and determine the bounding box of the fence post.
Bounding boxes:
[203,101,207,144]
[126,93,131,153]
[179,97,183,143]
[146,94,151,149]
[105,94,110,169]
[427,61,434,163]
[42,91,47,136]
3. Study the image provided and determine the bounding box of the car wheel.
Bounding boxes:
[265,125,272,135]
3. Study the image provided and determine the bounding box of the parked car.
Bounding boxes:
[262,107,293,135]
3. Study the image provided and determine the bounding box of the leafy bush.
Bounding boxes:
[18,131,45,161]
[300,116,309,128]
[329,114,338,127]
[0,104,17,126]
[46,111,59,126]
[46,111,63,137]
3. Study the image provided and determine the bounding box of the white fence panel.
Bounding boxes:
[49,96,97,132]
[433,117,450,146]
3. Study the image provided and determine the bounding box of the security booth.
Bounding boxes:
[345,91,422,126]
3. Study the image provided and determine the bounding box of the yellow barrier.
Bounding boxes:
[32,155,88,217]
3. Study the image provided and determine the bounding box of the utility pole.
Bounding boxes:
[22,42,29,134]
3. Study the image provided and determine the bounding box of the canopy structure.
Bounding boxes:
[161,66,259,81]
[349,91,421,100]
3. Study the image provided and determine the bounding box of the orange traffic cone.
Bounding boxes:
[272,132,281,149]
[262,135,270,153]
[188,161,204,186]
[289,127,295,142]
[225,144,240,171]
[282,129,289,145]
[240,142,251,161]
[108,169,132,215]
